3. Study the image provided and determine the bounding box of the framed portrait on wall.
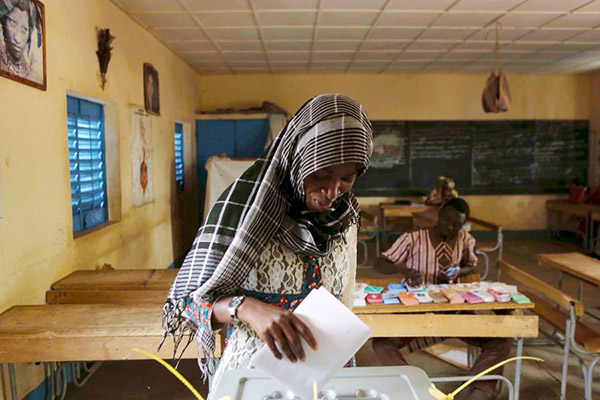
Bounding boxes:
[0,0,46,90]
[143,63,159,116]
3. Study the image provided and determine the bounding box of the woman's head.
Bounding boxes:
[282,94,373,213]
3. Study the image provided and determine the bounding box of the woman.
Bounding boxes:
[162,94,373,394]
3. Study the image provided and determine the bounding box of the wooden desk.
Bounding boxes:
[47,269,175,304]
[537,252,600,288]
[355,279,536,400]
[546,200,600,250]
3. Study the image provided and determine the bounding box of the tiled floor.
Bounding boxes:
[64,238,600,399]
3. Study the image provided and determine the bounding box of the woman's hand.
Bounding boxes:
[238,298,317,362]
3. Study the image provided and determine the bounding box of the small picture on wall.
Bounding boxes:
[0,0,46,90]
[143,63,159,116]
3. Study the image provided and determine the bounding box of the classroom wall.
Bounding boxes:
[589,73,600,189]
[197,73,591,230]
[0,0,200,397]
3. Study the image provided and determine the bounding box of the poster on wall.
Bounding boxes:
[0,160,3,222]
[130,106,154,207]
[143,63,159,116]
[0,0,46,90]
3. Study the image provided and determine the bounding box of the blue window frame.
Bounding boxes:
[67,96,108,233]
[174,122,184,192]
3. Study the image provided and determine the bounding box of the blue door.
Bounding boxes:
[195,119,269,221]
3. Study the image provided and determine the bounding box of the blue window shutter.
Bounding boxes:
[174,123,184,192]
[67,96,108,233]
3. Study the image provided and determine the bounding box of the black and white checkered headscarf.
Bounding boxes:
[162,94,373,372]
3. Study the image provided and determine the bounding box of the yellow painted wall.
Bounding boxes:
[198,73,591,230]
[0,0,200,397]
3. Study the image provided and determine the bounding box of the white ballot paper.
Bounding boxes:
[251,286,373,399]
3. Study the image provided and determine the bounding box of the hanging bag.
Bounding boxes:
[482,24,511,113]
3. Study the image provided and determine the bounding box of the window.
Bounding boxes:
[174,122,184,192]
[67,96,108,233]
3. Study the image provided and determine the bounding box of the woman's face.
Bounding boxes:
[3,7,29,62]
[303,162,360,212]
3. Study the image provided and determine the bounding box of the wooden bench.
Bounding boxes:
[499,259,600,399]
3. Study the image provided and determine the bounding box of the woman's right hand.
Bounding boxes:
[237,297,318,363]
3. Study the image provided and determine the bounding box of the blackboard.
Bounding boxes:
[353,120,588,196]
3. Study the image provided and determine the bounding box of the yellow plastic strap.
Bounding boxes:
[428,356,544,400]
[131,348,219,400]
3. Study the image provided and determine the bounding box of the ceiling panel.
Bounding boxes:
[519,29,588,41]
[396,51,442,60]
[216,41,264,51]
[512,0,593,12]
[321,0,387,10]
[117,0,600,74]
[406,40,460,50]
[315,27,370,40]
[355,51,398,61]
[207,28,260,40]
[567,29,600,41]
[193,12,255,27]
[437,51,484,60]
[387,0,455,11]
[433,12,502,27]
[133,12,196,28]
[185,52,225,63]
[263,27,314,40]
[258,11,317,26]
[222,52,268,63]
[451,0,525,11]
[253,0,319,10]
[267,40,313,51]
[498,12,561,28]
[313,40,363,50]
[576,1,600,12]
[544,13,600,28]
[312,51,355,61]
[370,27,424,40]
[361,40,411,50]
[320,11,379,26]
[311,61,351,69]
[468,28,533,41]
[179,0,249,11]
[419,28,479,40]
[387,64,427,71]
[269,51,311,61]
[168,41,217,52]
[153,28,208,41]
[377,12,441,26]
[115,0,183,12]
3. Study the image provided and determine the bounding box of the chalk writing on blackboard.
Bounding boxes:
[352,119,588,196]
